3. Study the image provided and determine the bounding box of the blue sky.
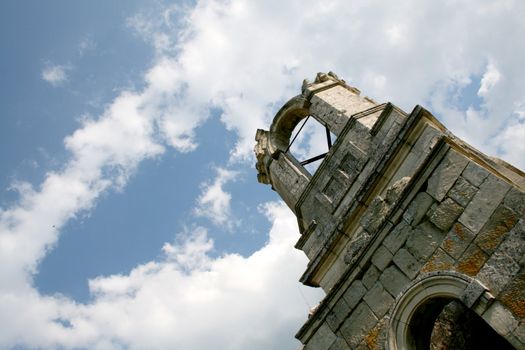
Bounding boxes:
[1,1,525,349]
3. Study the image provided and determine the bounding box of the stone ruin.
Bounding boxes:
[255,72,525,349]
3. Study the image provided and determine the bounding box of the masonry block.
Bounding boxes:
[371,245,393,271]
[343,280,367,310]
[429,197,464,231]
[383,221,412,255]
[474,204,518,255]
[426,149,469,201]
[406,221,443,262]
[459,175,511,233]
[364,282,394,318]
[362,264,381,290]
[393,248,421,279]
[340,302,378,348]
[447,176,478,207]
[440,223,475,260]
[306,323,337,350]
[379,265,409,298]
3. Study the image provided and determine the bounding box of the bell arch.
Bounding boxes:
[256,93,349,213]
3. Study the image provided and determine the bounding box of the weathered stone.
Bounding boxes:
[371,245,393,271]
[383,221,412,254]
[361,197,389,233]
[504,187,525,216]
[482,301,519,337]
[327,298,351,331]
[515,321,525,345]
[340,302,378,348]
[393,248,421,279]
[429,300,518,350]
[355,342,369,350]
[328,337,351,350]
[385,176,411,205]
[456,244,488,276]
[498,219,525,267]
[429,197,464,231]
[343,280,367,309]
[379,265,409,298]
[499,272,525,318]
[427,149,469,201]
[475,204,518,254]
[459,174,511,233]
[440,223,475,260]
[403,191,434,226]
[362,264,380,290]
[447,176,478,207]
[507,333,525,349]
[430,301,473,350]
[374,316,389,350]
[421,248,455,273]
[344,227,371,265]
[460,279,488,308]
[305,323,337,350]
[364,282,394,318]
[364,316,387,350]
[478,251,520,295]
[426,202,439,220]
[406,221,444,262]
[462,161,489,187]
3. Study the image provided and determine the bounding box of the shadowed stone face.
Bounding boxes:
[431,300,515,350]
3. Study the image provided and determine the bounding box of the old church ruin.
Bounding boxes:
[255,73,525,349]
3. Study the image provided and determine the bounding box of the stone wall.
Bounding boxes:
[296,147,524,349]
[255,73,525,349]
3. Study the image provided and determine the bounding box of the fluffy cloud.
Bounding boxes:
[0,202,322,350]
[194,167,240,228]
[2,0,525,349]
[42,64,70,86]
[126,0,525,166]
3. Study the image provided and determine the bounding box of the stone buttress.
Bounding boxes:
[255,72,525,349]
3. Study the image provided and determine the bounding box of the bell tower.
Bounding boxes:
[255,73,525,349]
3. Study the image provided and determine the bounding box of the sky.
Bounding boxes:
[0,1,524,349]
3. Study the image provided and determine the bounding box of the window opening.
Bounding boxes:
[286,116,336,174]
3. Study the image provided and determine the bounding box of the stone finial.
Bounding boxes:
[314,71,344,84]
[254,129,270,184]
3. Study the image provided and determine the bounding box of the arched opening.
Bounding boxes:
[388,273,515,350]
[286,115,336,174]
[268,95,337,176]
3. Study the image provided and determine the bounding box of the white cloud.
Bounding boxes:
[478,61,501,97]
[1,202,323,350]
[194,167,239,228]
[42,64,70,86]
